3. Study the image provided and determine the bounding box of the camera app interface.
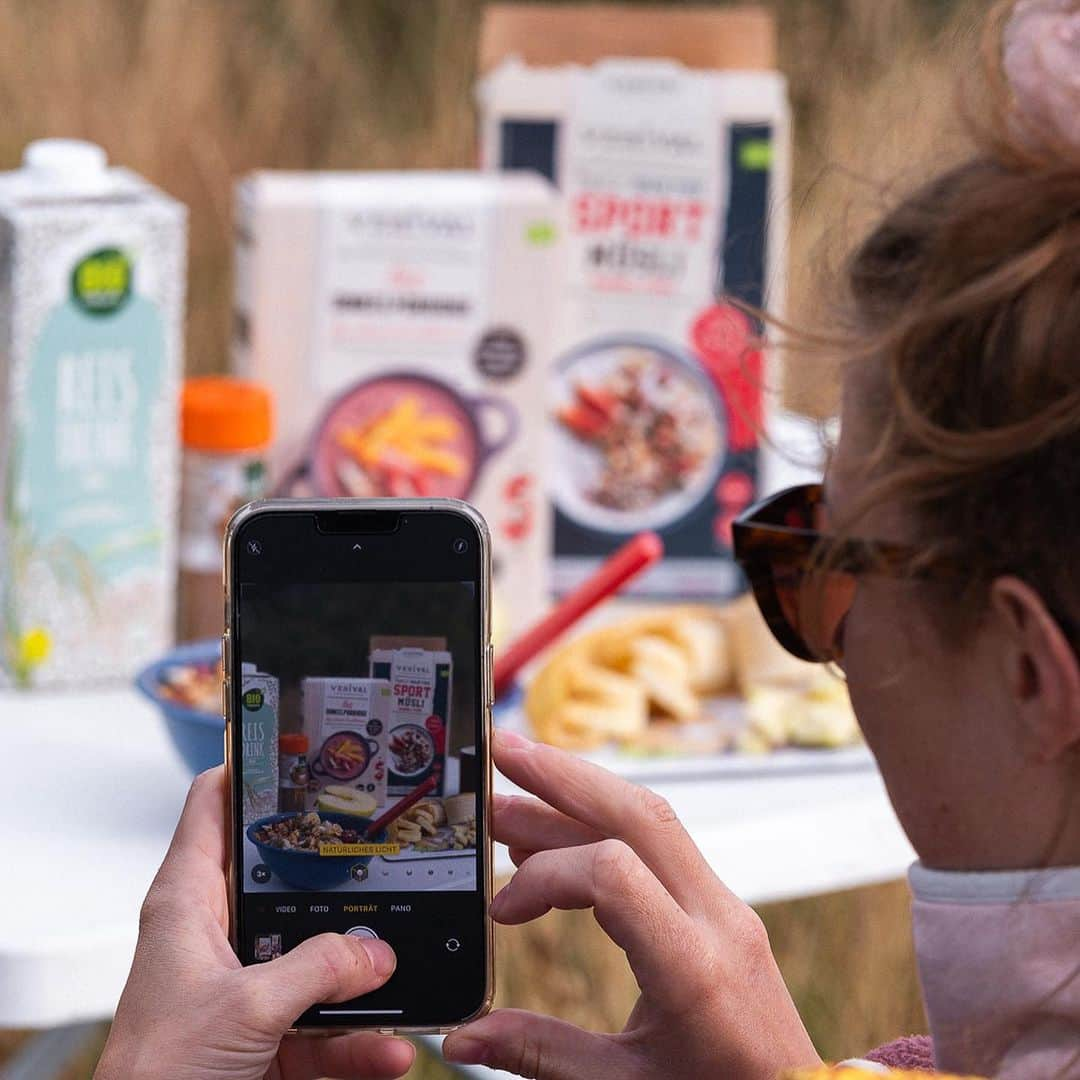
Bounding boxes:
[234,576,483,1024]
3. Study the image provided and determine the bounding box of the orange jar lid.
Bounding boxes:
[279,732,309,754]
[182,377,273,452]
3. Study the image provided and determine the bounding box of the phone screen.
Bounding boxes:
[226,504,490,1030]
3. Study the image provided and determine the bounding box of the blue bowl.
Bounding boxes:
[247,813,388,890]
[135,639,223,775]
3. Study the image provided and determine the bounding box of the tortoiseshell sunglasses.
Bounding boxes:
[732,482,1078,664]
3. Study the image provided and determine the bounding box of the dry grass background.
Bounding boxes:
[0,0,988,1075]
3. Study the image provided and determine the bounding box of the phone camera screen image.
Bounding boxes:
[228,506,490,1030]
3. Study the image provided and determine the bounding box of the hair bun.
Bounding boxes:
[1003,0,1080,154]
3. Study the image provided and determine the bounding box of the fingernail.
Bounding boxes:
[490,884,509,916]
[496,728,532,750]
[361,938,396,977]
[444,1035,490,1065]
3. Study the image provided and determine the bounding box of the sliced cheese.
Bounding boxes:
[723,593,818,691]
[413,799,446,827]
[743,684,797,748]
[568,660,648,712]
[656,609,731,694]
[316,792,377,818]
[786,701,859,748]
[555,700,647,744]
[444,793,476,826]
[628,635,699,721]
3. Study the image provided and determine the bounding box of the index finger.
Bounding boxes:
[164,765,228,871]
[494,730,734,917]
[493,840,703,1005]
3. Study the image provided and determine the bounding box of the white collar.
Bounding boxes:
[908,860,1080,1078]
[909,861,1080,905]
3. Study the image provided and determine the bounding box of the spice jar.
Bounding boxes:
[178,377,273,640]
[278,733,310,814]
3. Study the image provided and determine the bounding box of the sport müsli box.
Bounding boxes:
[477,5,790,600]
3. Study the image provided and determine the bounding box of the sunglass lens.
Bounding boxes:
[771,559,855,663]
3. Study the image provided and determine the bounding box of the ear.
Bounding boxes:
[989,577,1080,763]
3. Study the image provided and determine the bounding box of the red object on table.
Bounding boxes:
[493,531,665,698]
[363,774,439,840]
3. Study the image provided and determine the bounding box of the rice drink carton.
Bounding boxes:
[369,647,453,798]
[477,7,790,601]
[241,663,280,825]
[301,677,390,812]
[0,139,187,689]
[232,171,558,645]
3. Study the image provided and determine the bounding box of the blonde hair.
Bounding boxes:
[827,0,1080,641]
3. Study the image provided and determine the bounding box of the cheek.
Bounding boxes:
[841,582,952,850]
[842,580,940,758]
[841,580,990,855]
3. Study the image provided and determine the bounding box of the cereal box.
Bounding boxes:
[301,677,391,811]
[369,647,453,798]
[233,170,559,645]
[477,8,791,600]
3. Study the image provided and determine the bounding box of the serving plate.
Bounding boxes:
[382,846,478,863]
[495,697,875,784]
[382,823,478,862]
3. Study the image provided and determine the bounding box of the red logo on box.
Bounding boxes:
[691,304,762,452]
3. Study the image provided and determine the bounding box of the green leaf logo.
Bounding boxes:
[71,248,132,316]
[525,220,557,247]
[738,139,773,173]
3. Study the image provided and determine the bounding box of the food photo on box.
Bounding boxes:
[478,8,791,603]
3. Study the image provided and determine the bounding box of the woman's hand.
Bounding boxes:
[95,767,414,1080]
[443,730,820,1080]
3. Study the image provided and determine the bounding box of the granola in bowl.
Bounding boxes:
[252,811,363,852]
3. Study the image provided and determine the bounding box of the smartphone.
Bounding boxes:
[223,499,493,1033]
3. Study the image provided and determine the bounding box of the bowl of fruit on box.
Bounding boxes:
[135,639,223,775]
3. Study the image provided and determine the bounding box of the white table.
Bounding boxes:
[0,685,913,1077]
[0,413,893,1074]
[0,688,193,1031]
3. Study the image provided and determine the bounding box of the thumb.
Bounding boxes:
[233,933,396,1033]
[443,1009,631,1080]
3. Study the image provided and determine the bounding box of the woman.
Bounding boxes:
[97,1,1080,1077]
[446,3,1080,1074]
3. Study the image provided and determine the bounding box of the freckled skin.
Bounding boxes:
[828,375,1080,871]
